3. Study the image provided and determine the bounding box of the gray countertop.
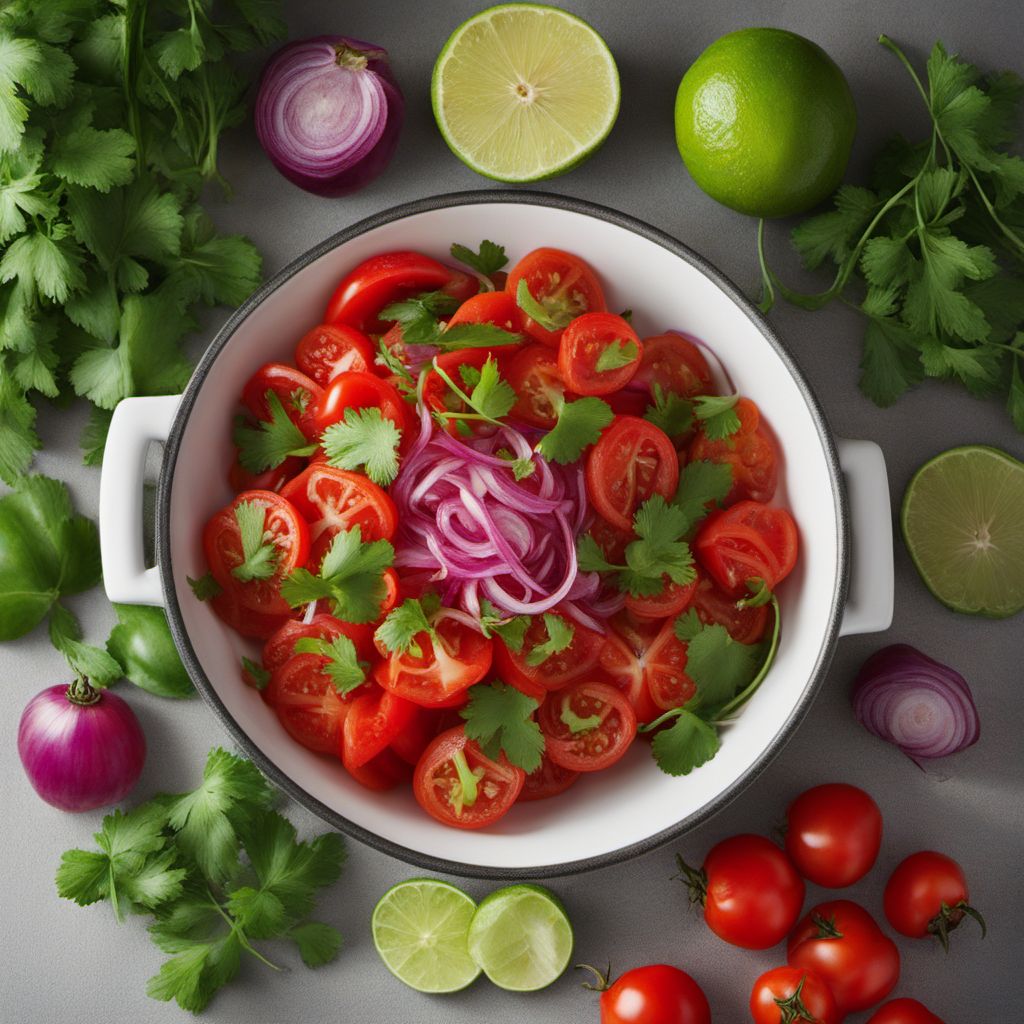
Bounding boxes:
[3,1,1022,1021]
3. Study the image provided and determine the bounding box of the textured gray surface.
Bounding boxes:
[3,1,1023,1021]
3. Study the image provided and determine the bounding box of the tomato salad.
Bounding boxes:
[195,242,799,829]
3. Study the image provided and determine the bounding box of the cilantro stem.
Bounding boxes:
[431,363,505,427]
[756,219,777,312]
[964,165,1024,257]
[877,35,930,107]
[715,593,781,719]
[206,887,283,971]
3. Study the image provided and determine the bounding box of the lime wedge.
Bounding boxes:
[901,444,1024,617]
[431,3,620,182]
[467,883,574,991]
[371,879,481,993]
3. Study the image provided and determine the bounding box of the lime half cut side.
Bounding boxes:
[901,444,1024,617]
[431,3,620,182]
[371,879,481,993]
[467,883,574,991]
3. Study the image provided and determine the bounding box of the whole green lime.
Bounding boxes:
[674,28,856,218]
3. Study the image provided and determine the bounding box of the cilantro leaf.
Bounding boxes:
[479,599,530,651]
[645,382,694,437]
[524,613,574,666]
[460,681,545,773]
[230,501,279,582]
[49,602,123,686]
[650,710,721,776]
[576,533,617,574]
[693,393,741,440]
[450,239,507,277]
[560,704,603,734]
[618,495,695,597]
[595,338,639,372]
[437,322,523,350]
[672,459,734,529]
[241,656,270,690]
[434,355,517,424]
[290,920,343,968]
[673,609,762,711]
[293,635,367,694]
[379,290,459,346]
[187,572,222,601]
[374,594,439,657]
[536,396,614,464]
[50,125,137,191]
[321,406,402,486]
[233,390,316,473]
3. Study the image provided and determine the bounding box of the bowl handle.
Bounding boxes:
[99,395,180,606]
[837,438,894,636]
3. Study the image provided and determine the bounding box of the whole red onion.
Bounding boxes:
[18,678,146,812]
[254,36,404,196]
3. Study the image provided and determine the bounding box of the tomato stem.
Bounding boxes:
[574,962,612,992]
[929,899,987,952]
[674,854,708,908]
[774,977,822,1024]
[811,912,843,940]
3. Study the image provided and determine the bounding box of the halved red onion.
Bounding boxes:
[852,644,980,763]
[254,36,403,196]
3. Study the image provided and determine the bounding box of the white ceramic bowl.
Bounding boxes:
[100,192,893,878]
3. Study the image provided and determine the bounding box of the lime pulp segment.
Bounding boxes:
[431,3,620,182]
[467,883,574,991]
[371,879,481,993]
[901,445,1024,617]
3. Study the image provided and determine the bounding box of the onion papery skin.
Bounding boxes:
[17,683,146,812]
[254,36,404,196]
[852,644,980,762]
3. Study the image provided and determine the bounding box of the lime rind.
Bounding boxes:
[901,444,1024,618]
[431,3,620,182]
[371,878,481,993]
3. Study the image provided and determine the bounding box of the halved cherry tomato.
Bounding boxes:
[586,416,679,531]
[390,707,441,766]
[695,500,798,597]
[505,247,606,347]
[506,343,568,428]
[558,313,642,395]
[749,966,840,1024]
[313,370,410,439]
[262,613,375,674]
[693,576,769,644]
[612,614,693,713]
[625,575,699,620]
[346,747,412,791]
[631,332,714,399]
[413,726,525,829]
[494,612,605,694]
[539,680,637,772]
[597,615,663,724]
[228,455,304,495]
[867,999,946,1024]
[295,323,376,386]
[598,964,711,1024]
[374,615,492,707]
[342,686,417,768]
[209,589,290,640]
[518,753,580,802]
[241,363,323,441]
[203,490,309,616]
[689,397,778,504]
[326,251,478,333]
[446,290,523,331]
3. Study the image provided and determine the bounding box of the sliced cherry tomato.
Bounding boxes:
[558,313,642,395]
[413,726,525,829]
[787,900,900,1014]
[631,332,714,399]
[883,851,982,948]
[342,686,417,768]
[749,966,841,1024]
[389,707,441,766]
[598,964,711,1024]
[326,251,477,333]
[262,614,375,674]
[505,343,568,428]
[689,397,778,504]
[313,370,410,439]
[693,576,769,644]
[374,615,492,707]
[494,612,605,693]
[203,490,309,616]
[682,834,805,949]
[586,515,633,565]
[228,455,304,495]
[505,247,606,347]
[867,999,946,1024]
[294,323,376,386]
[241,363,323,441]
[785,783,883,888]
[518,753,580,802]
[446,290,523,332]
[538,680,637,772]
[625,575,699,620]
[599,615,691,720]
[209,589,290,639]
[345,747,412,791]
[586,416,679,531]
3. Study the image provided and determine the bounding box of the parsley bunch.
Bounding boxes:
[56,747,346,1013]
[0,1,282,481]
[758,37,1024,428]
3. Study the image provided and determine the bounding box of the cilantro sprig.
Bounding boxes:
[380,290,521,350]
[644,383,695,437]
[595,338,640,372]
[431,355,517,426]
[374,594,441,657]
[293,635,367,694]
[478,599,531,651]
[321,406,402,486]
[233,390,317,473]
[524,613,574,666]
[230,501,279,583]
[450,239,508,279]
[460,681,545,773]
[536,394,614,464]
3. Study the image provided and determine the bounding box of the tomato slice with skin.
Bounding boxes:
[203,490,309,616]
[493,612,605,693]
[625,575,699,620]
[294,323,377,387]
[506,343,569,428]
[689,397,779,504]
[390,707,442,766]
[558,313,643,396]
[505,247,606,347]
[262,613,375,674]
[631,332,714,399]
[695,500,799,597]
[209,588,290,640]
[586,415,680,532]
[346,747,412,791]
[413,726,525,829]
[241,363,323,441]
[539,680,638,772]
[342,686,417,768]
[373,615,493,708]
[228,455,304,495]
[693,576,769,644]
[446,290,523,332]
[518,752,580,802]
[313,370,410,440]
[325,251,478,334]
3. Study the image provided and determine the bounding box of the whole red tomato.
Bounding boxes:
[867,998,946,1024]
[787,900,900,1014]
[678,834,805,949]
[591,964,710,1024]
[749,965,841,1024]
[784,783,883,888]
[883,851,984,951]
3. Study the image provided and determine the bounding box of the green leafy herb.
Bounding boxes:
[460,681,545,773]
[478,599,530,651]
[380,290,461,344]
[432,355,517,425]
[438,322,523,350]
[187,573,222,601]
[649,711,722,777]
[230,501,279,583]
[536,395,614,464]
[692,393,741,440]
[233,390,316,473]
[524,613,574,666]
[280,526,394,624]
[49,601,123,687]
[107,604,193,699]
[321,406,402,486]
[595,338,640,372]
[672,459,734,529]
[450,239,508,278]
[560,704,602,734]
[374,336,417,394]
[644,382,695,437]
[374,594,441,658]
[293,635,367,695]
[241,657,270,690]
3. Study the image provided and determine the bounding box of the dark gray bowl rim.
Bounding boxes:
[158,188,849,880]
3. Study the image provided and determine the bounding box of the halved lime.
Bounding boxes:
[431,3,620,182]
[466,883,574,991]
[371,878,481,993]
[901,445,1024,617]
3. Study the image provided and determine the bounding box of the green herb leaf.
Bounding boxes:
[524,613,574,666]
[594,338,639,372]
[673,610,762,711]
[450,239,507,277]
[293,635,367,694]
[693,393,741,440]
[187,573,222,601]
[536,396,614,464]
[374,594,440,657]
[233,390,316,473]
[460,681,545,773]
[618,495,695,597]
[241,657,271,690]
[437,322,523,350]
[321,406,402,486]
[230,501,279,583]
[644,382,694,438]
[650,710,721,776]
[435,355,517,424]
[478,599,530,651]
[560,704,602,734]
[48,602,123,686]
[515,277,561,331]
[379,290,460,346]
[672,459,734,529]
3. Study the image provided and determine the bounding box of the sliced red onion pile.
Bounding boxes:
[393,403,620,623]
[852,644,980,763]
